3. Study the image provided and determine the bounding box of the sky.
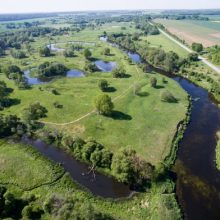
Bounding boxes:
[0,0,220,13]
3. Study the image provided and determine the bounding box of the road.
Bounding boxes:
[151,23,220,75]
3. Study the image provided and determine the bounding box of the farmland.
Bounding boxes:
[156,19,220,47]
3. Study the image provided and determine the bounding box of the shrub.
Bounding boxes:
[112,67,127,78]
[150,77,157,88]
[161,90,177,103]
[98,79,109,92]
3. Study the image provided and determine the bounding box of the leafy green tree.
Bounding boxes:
[104,48,110,55]
[95,94,114,116]
[63,49,74,57]
[161,90,177,103]
[84,48,92,59]
[39,46,51,57]
[150,77,157,88]
[98,79,109,92]
[112,67,127,78]
[192,42,203,53]
[84,61,98,72]
[22,102,48,123]
[188,53,199,61]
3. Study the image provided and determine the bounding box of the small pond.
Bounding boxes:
[128,52,141,64]
[24,69,85,85]
[66,69,85,78]
[21,136,133,199]
[94,60,117,72]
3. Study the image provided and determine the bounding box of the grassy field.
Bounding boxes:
[0,140,181,220]
[0,23,188,165]
[155,19,220,47]
[139,34,188,57]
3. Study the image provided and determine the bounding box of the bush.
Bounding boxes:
[84,61,98,73]
[84,48,92,59]
[103,48,110,55]
[98,79,109,92]
[161,90,177,103]
[95,94,114,116]
[150,77,157,88]
[39,46,51,57]
[192,42,203,53]
[112,67,127,78]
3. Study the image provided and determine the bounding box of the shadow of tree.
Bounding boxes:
[110,111,132,121]
[136,91,149,97]
[104,87,117,93]
[156,85,165,89]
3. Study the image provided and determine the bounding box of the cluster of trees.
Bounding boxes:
[135,21,160,35]
[43,193,113,220]
[108,33,183,73]
[0,186,43,219]
[3,65,29,89]
[208,46,220,65]
[0,114,26,137]
[0,186,111,220]
[37,62,69,78]
[42,129,154,186]
[10,49,26,59]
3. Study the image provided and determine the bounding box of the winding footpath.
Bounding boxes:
[151,22,220,75]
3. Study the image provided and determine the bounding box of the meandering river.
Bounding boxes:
[21,38,220,217]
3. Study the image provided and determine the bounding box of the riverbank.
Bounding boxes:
[216,132,220,170]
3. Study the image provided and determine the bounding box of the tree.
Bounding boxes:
[161,90,177,103]
[0,81,8,100]
[84,48,92,60]
[95,94,114,116]
[104,48,110,55]
[112,67,127,78]
[39,46,51,57]
[192,42,203,53]
[188,53,199,62]
[150,77,157,88]
[22,102,48,123]
[98,79,109,92]
[84,61,98,72]
[63,49,74,57]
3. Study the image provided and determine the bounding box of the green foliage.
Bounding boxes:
[112,66,127,78]
[111,149,154,185]
[188,53,199,62]
[84,60,98,72]
[38,62,68,77]
[84,48,92,59]
[39,46,51,57]
[10,49,26,59]
[192,42,203,53]
[161,90,177,103]
[22,102,47,123]
[95,94,114,116]
[216,132,220,170]
[0,114,25,137]
[150,77,157,88]
[104,47,110,55]
[98,79,109,92]
[63,49,74,57]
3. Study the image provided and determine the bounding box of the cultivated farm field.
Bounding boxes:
[156,19,220,47]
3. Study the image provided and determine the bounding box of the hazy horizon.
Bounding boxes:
[0,0,220,14]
